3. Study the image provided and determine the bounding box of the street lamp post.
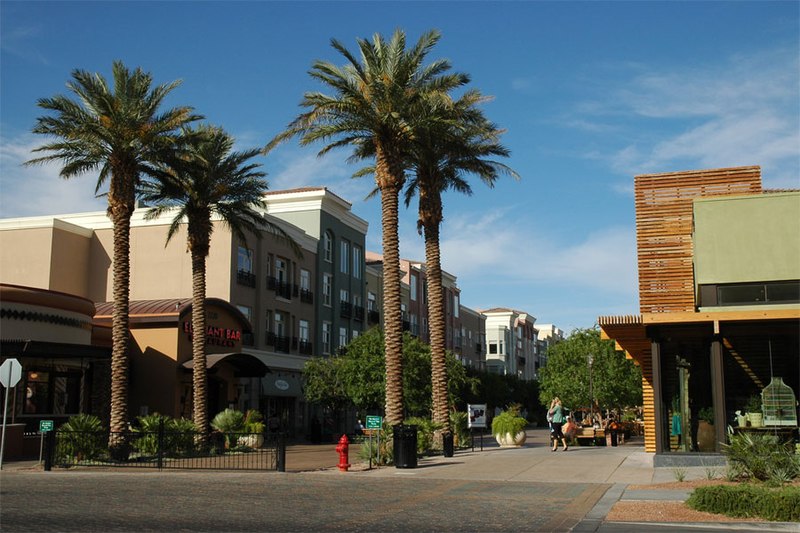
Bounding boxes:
[587,354,594,425]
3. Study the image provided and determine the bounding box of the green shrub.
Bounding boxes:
[56,414,105,462]
[450,411,470,447]
[405,417,442,455]
[491,407,527,438]
[211,408,245,448]
[687,484,800,522]
[243,410,265,434]
[132,413,168,456]
[722,432,799,482]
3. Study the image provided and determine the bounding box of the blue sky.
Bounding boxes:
[1,1,798,333]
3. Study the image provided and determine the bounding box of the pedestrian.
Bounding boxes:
[549,397,569,452]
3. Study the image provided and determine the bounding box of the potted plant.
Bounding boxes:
[211,408,245,449]
[491,405,528,447]
[745,395,763,428]
[696,406,715,452]
[239,409,265,448]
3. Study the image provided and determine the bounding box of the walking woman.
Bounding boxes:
[549,397,569,451]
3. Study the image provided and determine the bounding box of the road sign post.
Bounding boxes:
[39,420,54,464]
[365,416,382,468]
[0,358,23,470]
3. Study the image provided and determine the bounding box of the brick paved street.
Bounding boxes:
[0,470,606,532]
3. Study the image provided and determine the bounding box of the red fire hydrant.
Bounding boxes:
[336,434,350,472]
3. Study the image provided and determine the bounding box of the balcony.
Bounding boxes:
[354,305,365,322]
[340,301,353,318]
[402,320,411,332]
[300,288,314,304]
[273,334,291,353]
[367,310,380,324]
[266,276,292,299]
[298,340,313,355]
[237,270,256,288]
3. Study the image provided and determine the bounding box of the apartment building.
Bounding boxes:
[599,166,800,458]
[481,308,538,380]
[534,324,564,377]
[0,187,369,436]
[458,304,486,369]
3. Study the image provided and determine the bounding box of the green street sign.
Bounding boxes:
[39,420,54,433]
[365,415,382,430]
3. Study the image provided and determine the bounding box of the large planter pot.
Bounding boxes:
[495,431,527,447]
[238,434,265,448]
[697,421,715,452]
[747,413,763,428]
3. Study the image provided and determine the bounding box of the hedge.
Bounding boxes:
[686,484,800,522]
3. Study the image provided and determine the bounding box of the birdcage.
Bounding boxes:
[761,377,797,426]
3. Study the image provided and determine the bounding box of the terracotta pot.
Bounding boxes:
[697,421,715,452]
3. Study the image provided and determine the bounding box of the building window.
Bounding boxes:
[352,330,359,339]
[300,269,311,291]
[339,327,348,348]
[238,246,253,273]
[410,274,417,301]
[340,289,349,304]
[367,292,376,311]
[489,342,498,355]
[237,246,255,287]
[323,274,332,307]
[353,245,362,279]
[275,257,287,283]
[340,240,349,274]
[322,322,331,354]
[323,231,333,263]
[454,294,459,318]
[299,320,309,342]
[237,305,252,322]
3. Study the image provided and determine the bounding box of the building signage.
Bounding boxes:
[182,321,242,347]
[39,420,54,433]
[467,404,487,429]
[274,379,289,391]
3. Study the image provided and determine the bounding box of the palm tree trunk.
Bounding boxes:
[421,192,450,443]
[376,151,404,426]
[108,212,131,449]
[191,248,209,442]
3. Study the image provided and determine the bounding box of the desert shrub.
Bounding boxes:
[56,414,105,462]
[405,416,442,455]
[450,411,470,447]
[687,484,800,522]
[722,432,799,483]
[211,408,246,448]
[131,414,198,456]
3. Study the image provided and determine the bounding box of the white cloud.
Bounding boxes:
[437,209,637,298]
[0,133,106,218]
[573,48,799,188]
[267,146,375,203]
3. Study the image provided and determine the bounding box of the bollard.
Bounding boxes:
[44,430,55,471]
[276,432,286,472]
[335,434,350,472]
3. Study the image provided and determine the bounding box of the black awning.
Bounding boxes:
[182,352,270,378]
[1,340,111,360]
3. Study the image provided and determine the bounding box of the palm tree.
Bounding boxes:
[266,29,468,425]
[27,61,199,450]
[140,125,297,440]
[403,90,518,441]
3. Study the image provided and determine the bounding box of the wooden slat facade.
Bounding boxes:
[599,315,657,451]
[635,166,762,314]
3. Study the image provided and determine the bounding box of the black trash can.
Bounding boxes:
[393,424,418,468]
[610,431,618,447]
[443,432,454,457]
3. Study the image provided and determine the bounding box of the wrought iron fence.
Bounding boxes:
[44,423,286,472]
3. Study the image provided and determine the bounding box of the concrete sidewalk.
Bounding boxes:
[2,427,796,531]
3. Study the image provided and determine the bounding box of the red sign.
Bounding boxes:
[183,321,242,347]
